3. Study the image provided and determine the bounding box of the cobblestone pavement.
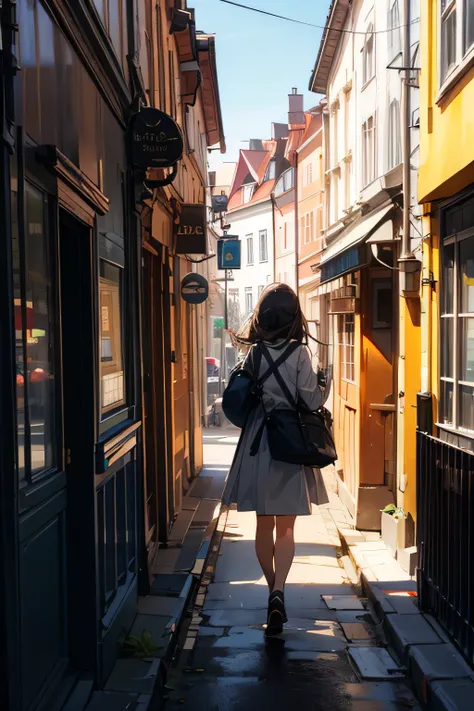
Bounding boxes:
[161,431,420,711]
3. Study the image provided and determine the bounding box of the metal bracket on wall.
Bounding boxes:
[143,163,179,189]
[421,271,437,288]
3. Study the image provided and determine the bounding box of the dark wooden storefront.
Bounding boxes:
[0,1,146,709]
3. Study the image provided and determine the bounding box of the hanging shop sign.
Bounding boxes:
[217,238,241,270]
[181,273,209,304]
[211,194,229,214]
[128,107,184,169]
[175,204,207,254]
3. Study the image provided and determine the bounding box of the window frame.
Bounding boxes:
[362,23,375,86]
[246,234,254,265]
[338,313,356,383]
[90,0,127,72]
[99,258,127,418]
[13,175,61,484]
[388,0,402,61]
[438,0,474,90]
[388,99,402,171]
[242,183,255,203]
[245,286,253,314]
[362,115,376,186]
[259,229,268,263]
[439,199,474,434]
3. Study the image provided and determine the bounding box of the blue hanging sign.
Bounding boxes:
[218,239,241,270]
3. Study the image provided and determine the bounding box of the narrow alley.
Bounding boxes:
[161,431,421,711]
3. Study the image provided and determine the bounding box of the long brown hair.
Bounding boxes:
[232,283,310,347]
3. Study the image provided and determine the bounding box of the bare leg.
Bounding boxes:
[273,516,297,592]
[255,515,275,590]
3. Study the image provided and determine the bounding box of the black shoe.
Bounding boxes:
[266,590,287,636]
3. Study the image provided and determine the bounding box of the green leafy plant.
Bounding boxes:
[380,504,406,519]
[123,630,158,658]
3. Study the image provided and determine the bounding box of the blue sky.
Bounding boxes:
[192,0,328,167]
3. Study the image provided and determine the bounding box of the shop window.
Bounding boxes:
[440,198,474,430]
[99,260,125,415]
[12,177,57,479]
[338,313,355,383]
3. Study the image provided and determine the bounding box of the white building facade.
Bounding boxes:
[226,199,274,324]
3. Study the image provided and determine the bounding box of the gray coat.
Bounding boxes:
[222,341,330,516]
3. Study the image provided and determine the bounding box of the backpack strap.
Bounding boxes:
[249,341,300,457]
[260,343,299,410]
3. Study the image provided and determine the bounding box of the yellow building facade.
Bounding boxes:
[419,0,474,441]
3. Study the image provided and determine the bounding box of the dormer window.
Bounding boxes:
[264,160,276,181]
[243,184,255,203]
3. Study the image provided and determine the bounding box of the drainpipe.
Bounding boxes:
[271,191,277,281]
[294,163,299,295]
[400,0,411,262]
[398,0,421,294]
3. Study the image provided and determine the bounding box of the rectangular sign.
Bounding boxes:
[175,204,207,254]
[218,238,241,270]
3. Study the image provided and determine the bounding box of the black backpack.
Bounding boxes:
[250,343,337,468]
[222,342,299,429]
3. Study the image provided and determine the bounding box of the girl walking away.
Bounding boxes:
[222,284,331,636]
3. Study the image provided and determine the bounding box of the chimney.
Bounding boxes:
[288,89,305,128]
[272,122,288,140]
[249,139,263,150]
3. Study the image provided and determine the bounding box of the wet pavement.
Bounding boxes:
[161,433,420,710]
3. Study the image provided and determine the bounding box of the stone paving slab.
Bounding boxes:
[430,678,474,711]
[322,594,365,610]
[409,644,474,704]
[105,659,162,695]
[385,612,443,662]
[348,647,405,680]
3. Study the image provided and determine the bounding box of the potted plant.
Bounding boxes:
[381,504,407,558]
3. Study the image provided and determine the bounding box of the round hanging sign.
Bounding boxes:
[181,273,209,305]
[128,107,184,170]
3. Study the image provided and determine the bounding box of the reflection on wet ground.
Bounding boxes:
[161,488,421,711]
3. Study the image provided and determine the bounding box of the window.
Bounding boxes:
[258,285,265,297]
[439,196,474,429]
[13,180,57,479]
[440,1,474,84]
[245,287,253,314]
[99,261,125,414]
[302,212,315,245]
[363,23,375,85]
[243,183,255,203]
[388,99,401,170]
[305,163,313,186]
[283,222,288,251]
[259,230,268,262]
[92,0,127,70]
[338,313,355,383]
[246,234,254,265]
[388,0,401,61]
[362,116,376,186]
[264,160,276,181]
